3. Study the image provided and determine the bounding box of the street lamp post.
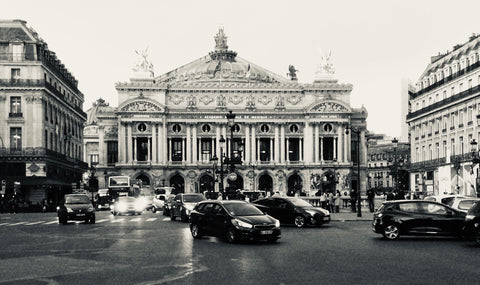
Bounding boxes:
[470,138,480,197]
[392,138,399,193]
[210,154,218,195]
[345,125,362,218]
[218,136,226,198]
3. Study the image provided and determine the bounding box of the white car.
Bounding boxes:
[152,194,169,213]
[424,195,466,205]
[447,197,480,213]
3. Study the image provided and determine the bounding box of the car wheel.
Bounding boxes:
[170,210,176,221]
[226,228,237,243]
[383,224,400,240]
[191,224,202,239]
[59,216,67,224]
[294,215,306,228]
[475,229,480,246]
[152,207,157,213]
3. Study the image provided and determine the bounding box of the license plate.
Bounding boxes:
[76,213,85,216]
[260,230,273,235]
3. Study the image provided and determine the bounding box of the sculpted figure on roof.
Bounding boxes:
[215,27,228,51]
[133,47,154,77]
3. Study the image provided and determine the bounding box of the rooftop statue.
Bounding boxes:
[287,65,298,80]
[214,27,228,51]
[317,51,335,75]
[133,47,154,77]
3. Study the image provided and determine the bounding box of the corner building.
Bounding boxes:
[0,20,87,207]
[85,28,368,196]
[407,34,480,197]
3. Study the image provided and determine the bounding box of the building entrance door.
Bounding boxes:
[137,137,149,161]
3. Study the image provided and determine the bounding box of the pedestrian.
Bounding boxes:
[334,190,341,213]
[328,192,334,213]
[320,192,327,209]
[367,188,375,212]
[350,188,357,212]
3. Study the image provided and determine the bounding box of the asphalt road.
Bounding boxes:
[0,211,478,285]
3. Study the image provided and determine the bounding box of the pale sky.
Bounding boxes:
[3,0,480,139]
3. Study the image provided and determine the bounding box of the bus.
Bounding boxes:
[108,176,133,202]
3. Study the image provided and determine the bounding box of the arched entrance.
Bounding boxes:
[287,174,303,196]
[199,174,214,194]
[258,174,273,195]
[136,174,150,187]
[170,174,185,194]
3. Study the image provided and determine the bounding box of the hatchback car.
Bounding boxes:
[462,201,480,246]
[152,194,169,213]
[57,194,95,224]
[189,200,281,243]
[111,196,143,215]
[253,197,330,227]
[372,200,466,240]
[170,193,206,222]
[447,197,480,213]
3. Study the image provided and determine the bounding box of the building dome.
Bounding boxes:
[155,28,289,84]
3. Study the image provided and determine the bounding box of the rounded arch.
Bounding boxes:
[135,173,151,187]
[258,173,273,195]
[199,173,215,194]
[287,173,303,196]
[170,174,185,195]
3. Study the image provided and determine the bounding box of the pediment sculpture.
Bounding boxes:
[310,102,349,113]
[121,101,162,112]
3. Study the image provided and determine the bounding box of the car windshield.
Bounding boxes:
[224,203,264,216]
[65,195,90,204]
[183,195,205,203]
[287,198,312,207]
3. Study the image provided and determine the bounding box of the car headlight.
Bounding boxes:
[475,223,479,228]
[67,207,73,213]
[466,215,475,221]
[118,203,127,212]
[87,205,94,212]
[376,213,383,218]
[274,219,280,228]
[305,210,318,217]
[232,219,253,229]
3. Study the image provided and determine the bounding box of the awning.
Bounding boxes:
[20,177,72,187]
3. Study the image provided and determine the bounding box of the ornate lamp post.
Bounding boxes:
[345,125,362,218]
[470,138,480,197]
[210,154,218,195]
[224,111,243,198]
[218,136,226,198]
[392,138,399,193]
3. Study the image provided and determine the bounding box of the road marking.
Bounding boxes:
[44,220,59,224]
[24,221,46,225]
[162,217,170,221]
[131,218,141,222]
[96,219,108,223]
[111,218,125,223]
[146,218,157,222]
[6,221,28,226]
[0,223,10,226]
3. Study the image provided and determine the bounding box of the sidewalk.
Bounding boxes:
[330,207,374,221]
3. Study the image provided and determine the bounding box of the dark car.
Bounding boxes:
[111,196,143,215]
[253,197,330,228]
[189,200,281,243]
[462,201,480,246]
[57,194,95,224]
[163,195,175,216]
[372,200,466,240]
[170,193,206,222]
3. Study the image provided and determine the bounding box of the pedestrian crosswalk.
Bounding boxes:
[0,216,161,227]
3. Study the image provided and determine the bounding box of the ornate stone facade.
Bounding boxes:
[85,28,368,196]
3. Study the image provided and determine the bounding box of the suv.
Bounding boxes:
[170,193,206,222]
[372,200,465,240]
[462,201,480,246]
[57,194,95,224]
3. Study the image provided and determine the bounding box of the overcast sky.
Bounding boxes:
[3,0,480,139]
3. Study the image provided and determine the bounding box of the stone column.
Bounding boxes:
[192,125,198,163]
[286,137,290,162]
[270,138,274,162]
[127,123,132,163]
[182,138,186,162]
[118,122,125,163]
[147,137,151,162]
[245,125,250,163]
[99,126,105,165]
[186,125,191,163]
[280,124,285,163]
[163,118,167,163]
[133,137,137,162]
[152,124,157,163]
[338,124,343,163]
[251,124,256,162]
[168,138,172,162]
[300,138,303,161]
[274,124,280,163]
[303,122,311,163]
[216,125,221,157]
[314,124,319,163]
[320,137,324,163]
